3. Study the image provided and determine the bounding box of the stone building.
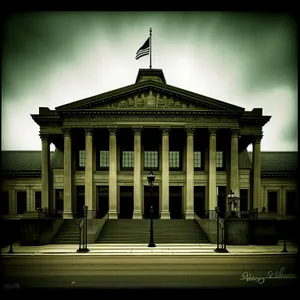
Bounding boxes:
[1,69,298,222]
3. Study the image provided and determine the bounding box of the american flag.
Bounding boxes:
[135,37,150,60]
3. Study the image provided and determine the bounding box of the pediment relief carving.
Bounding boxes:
[91,89,212,110]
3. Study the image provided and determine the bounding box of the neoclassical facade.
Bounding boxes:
[2,69,297,221]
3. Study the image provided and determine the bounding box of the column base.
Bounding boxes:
[133,210,142,219]
[108,210,118,219]
[185,210,195,219]
[63,211,73,219]
[160,210,170,219]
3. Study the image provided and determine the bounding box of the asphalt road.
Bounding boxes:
[2,255,299,292]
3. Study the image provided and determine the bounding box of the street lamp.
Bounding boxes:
[147,171,156,247]
[227,189,239,217]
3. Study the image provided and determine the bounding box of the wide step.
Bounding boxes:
[97,219,209,244]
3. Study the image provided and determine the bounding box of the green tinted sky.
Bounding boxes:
[2,11,298,151]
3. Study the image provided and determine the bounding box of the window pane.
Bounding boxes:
[144,151,158,169]
[79,150,85,167]
[194,151,201,168]
[99,150,110,167]
[169,151,180,168]
[216,151,223,168]
[122,151,134,168]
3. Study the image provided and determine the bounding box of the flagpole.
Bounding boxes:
[149,28,152,69]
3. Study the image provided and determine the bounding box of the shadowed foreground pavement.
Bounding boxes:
[2,255,299,293]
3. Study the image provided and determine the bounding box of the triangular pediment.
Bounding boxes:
[91,89,207,109]
[55,76,245,113]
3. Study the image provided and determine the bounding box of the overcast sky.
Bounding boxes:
[2,11,298,152]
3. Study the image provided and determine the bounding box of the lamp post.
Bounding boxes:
[147,171,156,247]
[227,189,239,217]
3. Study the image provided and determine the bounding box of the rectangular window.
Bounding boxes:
[2,191,9,215]
[216,151,223,168]
[99,150,110,168]
[144,151,159,170]
[35,191,42,210]
[194,151,202,169]
[268,191,278,213]
[17,191,27,214]
[79,150,85,167]
[122,151,134,169]
[169,151,180,169]
[286,191,297,215]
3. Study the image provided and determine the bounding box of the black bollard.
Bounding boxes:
[281,240,288,252]
[8,241,14,253]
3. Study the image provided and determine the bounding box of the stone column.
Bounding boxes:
[63,128,73,219]
[9,186,16,215]
[161,127,170,219]
[108,127,118,219]
[230,129,239,204]
[85,128,93,213]
[26,185,34,211]
[185,127,195,219]
[253,134,262,210]
[208,128,217,211]
[40,133,50,210]
[133,127,142,219]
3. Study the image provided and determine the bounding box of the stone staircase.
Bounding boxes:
[51,219,81,244]
[96,219,209,244]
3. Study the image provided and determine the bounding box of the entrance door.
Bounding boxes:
[97,186,109,218]
[76,186,85,218]
[144,186,159,219]
[169,186,183,219]
[194,186,205,218]
[119,186,134,219]
[217,186,226,218]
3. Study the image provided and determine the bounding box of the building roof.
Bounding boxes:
[1,150,297,177]
[1,151,55,175]
[248,151,298,172]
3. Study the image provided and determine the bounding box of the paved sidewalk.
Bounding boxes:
[1,241,298,256]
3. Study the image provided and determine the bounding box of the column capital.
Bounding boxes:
[231,128,240,138]
[108,126,117,136]
[208,128,217,136]
[185,127,195,136]
[132,126,143,136]
[253,134,263,144]
[62,127,72,137]
[39,133,49,142]
[160,127,171,136]
[85,128,93,136]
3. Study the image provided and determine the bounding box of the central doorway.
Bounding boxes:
[144,186,159,219]
[76,186,85,218]
[194,186,205,218]
[169,186,183,219]
[119,186,134,219]
[217,186,226,218]
[97,186,109,218]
